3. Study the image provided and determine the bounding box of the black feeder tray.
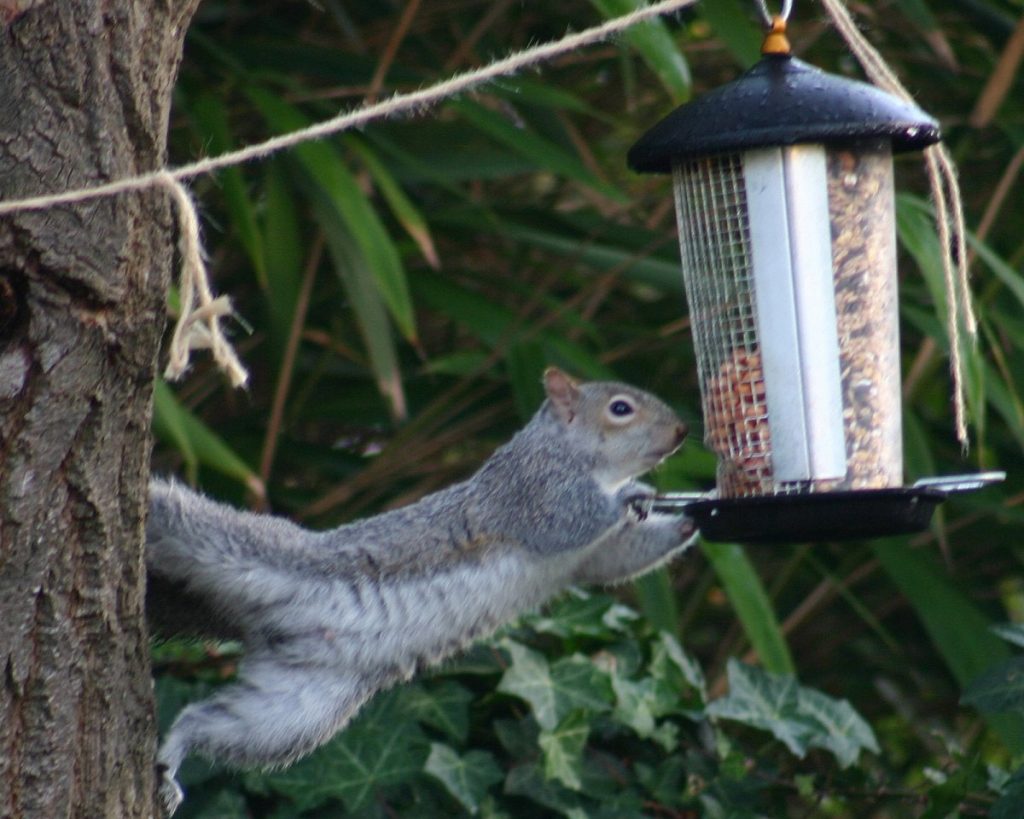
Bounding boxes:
[629,37,1004,544]
[654,473,1005,545]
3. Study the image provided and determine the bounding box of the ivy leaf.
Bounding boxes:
[611,673,679,751]
[258,690,429,811]
[550,655,615,715]
[498,640,559,730]
[706,660,815,757]
[706,660,878,768]
[498,641,613,730]
[504,763,588,818]
[538,712,590,791]
[530,589,638,639]
[424,743,503,814]
[650,631,707,704]
[796,686,880,767]
[992,623,1024,650]
[493,716,540,759]
[403,680,474,743]
[651,630,708,712]
[992,766,1024,819]
[963,656,1024,713]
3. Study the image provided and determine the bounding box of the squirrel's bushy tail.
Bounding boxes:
[146,479,312,640]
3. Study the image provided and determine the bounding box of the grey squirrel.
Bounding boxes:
[147,367,696,814]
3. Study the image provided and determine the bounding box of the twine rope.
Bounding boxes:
[0,0,697,385]
[818,0,975,446]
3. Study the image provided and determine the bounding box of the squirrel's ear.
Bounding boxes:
[543,367,580,423]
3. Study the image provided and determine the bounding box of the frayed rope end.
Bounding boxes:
[163,294,250,388]
[160,173,249,389]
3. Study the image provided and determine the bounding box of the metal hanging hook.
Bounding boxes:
[755,0,793,27]
[757,0,793,54]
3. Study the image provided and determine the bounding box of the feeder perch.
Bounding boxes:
[636,19,1002,543]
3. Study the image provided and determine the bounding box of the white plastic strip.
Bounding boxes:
[743,146,846,482]
[783,145,847,478]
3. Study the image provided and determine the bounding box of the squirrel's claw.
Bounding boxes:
[618,482,656,522]
[629,496,653,521]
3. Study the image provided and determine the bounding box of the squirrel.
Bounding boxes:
[147,367,696,814]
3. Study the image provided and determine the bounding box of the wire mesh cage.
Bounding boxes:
[672,142,902,499]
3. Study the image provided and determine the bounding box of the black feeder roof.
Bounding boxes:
[628,54,941,174]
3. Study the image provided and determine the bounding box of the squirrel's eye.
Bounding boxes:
[609,399,634,418]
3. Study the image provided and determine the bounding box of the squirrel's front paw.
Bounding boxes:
[617,482,656,522]
[676,514,698,544]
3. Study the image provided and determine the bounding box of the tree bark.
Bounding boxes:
[0,1,199,816]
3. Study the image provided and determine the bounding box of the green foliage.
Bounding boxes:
[706,659,879,768]
[701,541,794,674]
[157,590,883,816]
[254,690,431,813]
[154,0,1024,815]
[424,743,504,813]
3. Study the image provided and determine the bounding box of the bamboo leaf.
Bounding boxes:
[186,92,267,285]
[970,234,1024,313]
[313,193,407,420]
[261,160,305,358]
[247,87,417,343]
[589,0,691,100]
[493,78,605,119]
[505,341,548,423]
[429,208,682,293]
[411,271,613,381]
[347,136,440,269]
[701,541,794,675]
[895,0,941,30]
[151,380,263,496]
[632,570,680,635]
[151,378,197,482]
[499,221,681,293]
[451,99,627,203]
[698,0,763,68]
[874,539,1024,753]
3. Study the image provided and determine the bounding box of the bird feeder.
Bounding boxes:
[639,12,1002,543]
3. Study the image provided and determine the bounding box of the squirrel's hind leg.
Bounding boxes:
[156,656,370,814]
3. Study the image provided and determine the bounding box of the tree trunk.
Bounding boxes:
[0,1,199,816]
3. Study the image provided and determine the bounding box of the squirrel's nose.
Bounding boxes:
[674,422,688,446]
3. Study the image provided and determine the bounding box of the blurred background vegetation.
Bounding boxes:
[152,0,1024,815]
